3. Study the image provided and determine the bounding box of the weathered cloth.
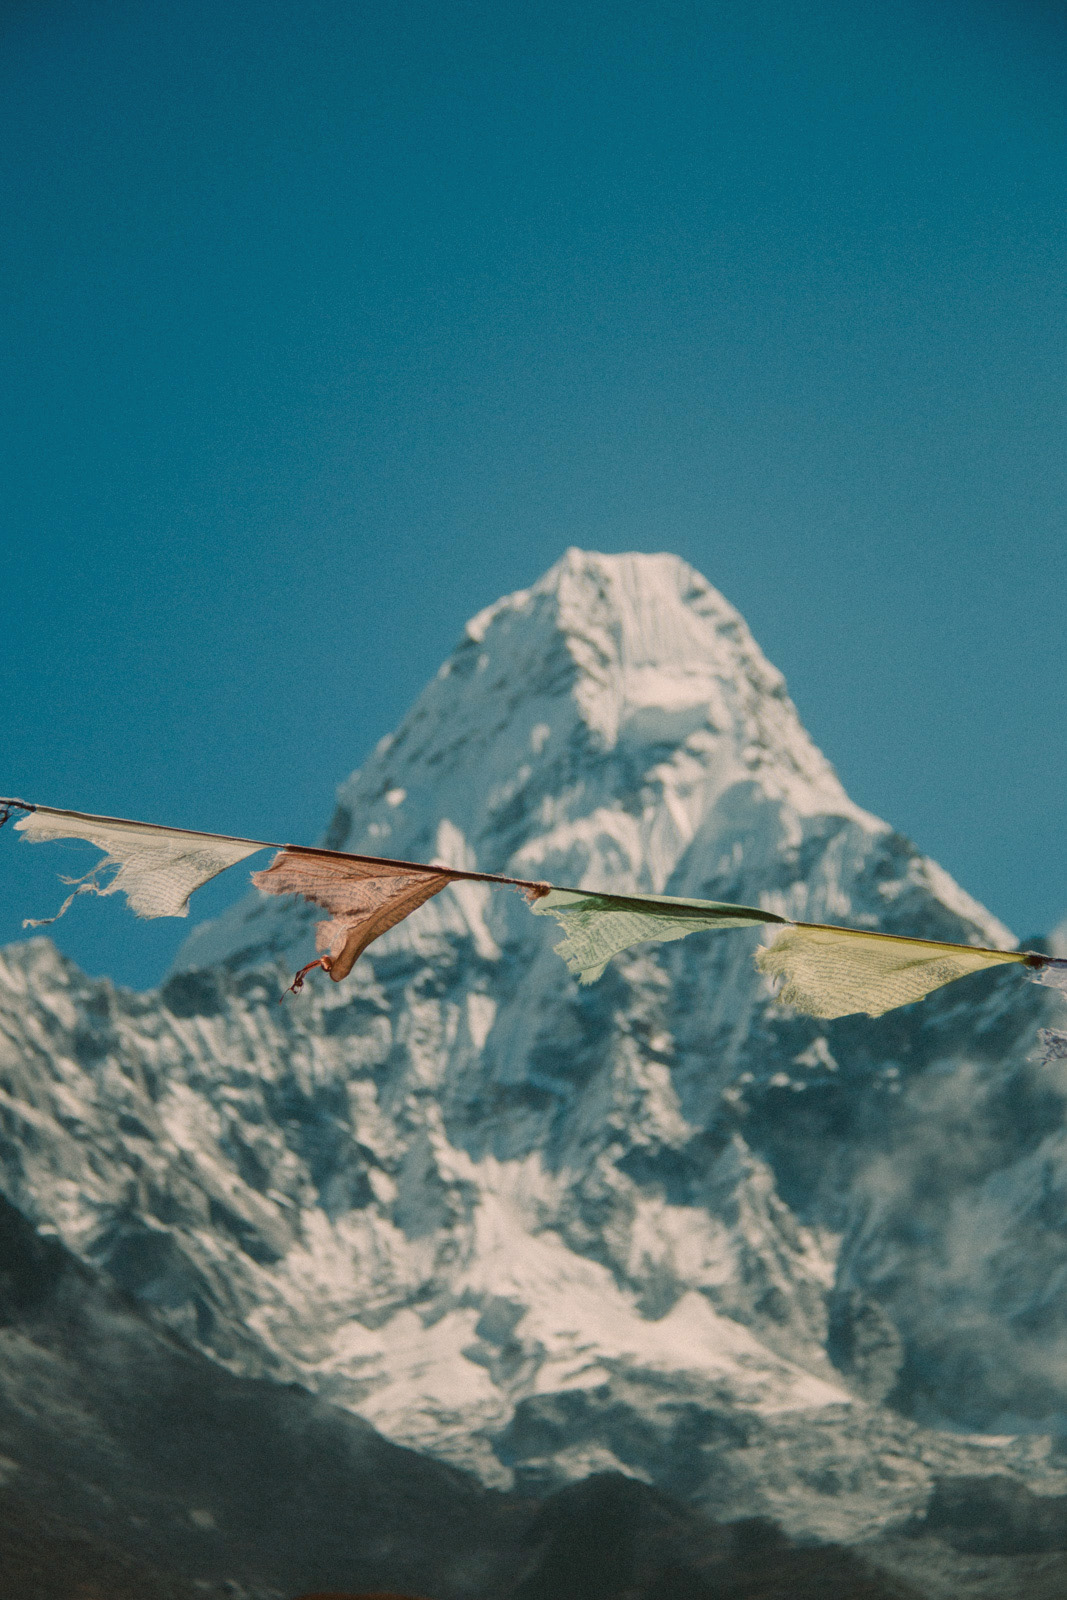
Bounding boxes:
[530,887,787,984]
[755,923,1025,1019]
[252,848,453,980]
[15,806,263,922]
[6,798,1045,1015]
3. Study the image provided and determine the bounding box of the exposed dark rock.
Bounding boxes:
[0,1191,921,1599]
[0,1191,502,1599]
[504,1474,920,1600]
[920,1474,1067,1554]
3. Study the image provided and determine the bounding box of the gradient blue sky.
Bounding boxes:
[2,0,1066,989]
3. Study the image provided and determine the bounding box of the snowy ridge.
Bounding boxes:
[0,548,1060,1547]
[179,549,1011,973]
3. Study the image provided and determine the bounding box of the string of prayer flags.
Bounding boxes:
[13,805,263,923]
[531,887,788,984]
[533,887,1038,1015]
[3,800,546,996]
[3,796,1065,1022]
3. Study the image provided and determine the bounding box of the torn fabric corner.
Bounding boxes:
[755,924,1025,1020]
[252,848,452,982]
[14,807,263,923]
[530,887,787,984]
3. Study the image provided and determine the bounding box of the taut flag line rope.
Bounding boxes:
[2,798,1063,1020]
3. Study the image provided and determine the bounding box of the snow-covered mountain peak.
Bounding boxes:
[185,548,967,975]
[8,547,1063,1551]
[465,547,777,729]
[387,546,853,798]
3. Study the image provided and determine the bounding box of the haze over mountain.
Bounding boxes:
[3,551,1067,1595]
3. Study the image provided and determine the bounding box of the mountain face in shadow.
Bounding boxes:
[0,1187,928,1600]
[503,1473,922,1600]
[0,1190,502,1598]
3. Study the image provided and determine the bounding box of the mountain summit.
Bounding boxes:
[178,548,1010,976]
[1,550,1065,1555]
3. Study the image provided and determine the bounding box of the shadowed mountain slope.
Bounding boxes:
[0,1189,931,1600]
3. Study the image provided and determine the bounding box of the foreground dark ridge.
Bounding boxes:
[0,1189,938,1599]
[3,1186,1067,1598]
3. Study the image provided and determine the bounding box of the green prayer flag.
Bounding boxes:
[531,887,787,984]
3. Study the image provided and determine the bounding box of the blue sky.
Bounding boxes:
[2,0,1066,988]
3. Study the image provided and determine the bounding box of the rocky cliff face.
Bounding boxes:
[3,549,1067,1551]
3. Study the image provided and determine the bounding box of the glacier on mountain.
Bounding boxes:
[2,548,1067,1547]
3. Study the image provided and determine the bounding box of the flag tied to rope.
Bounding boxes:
[251,849,453,987]
[530,888,787,984]
[753,923,1025,1019]
[3,798,1061,1019]
[13,807,262,921]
